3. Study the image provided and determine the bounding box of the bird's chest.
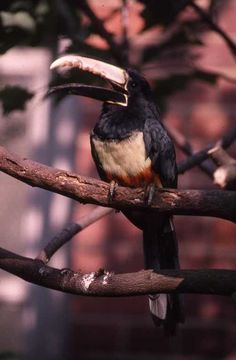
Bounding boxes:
[91,131,153,186]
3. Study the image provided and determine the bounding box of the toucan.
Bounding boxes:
[49,55,184,334]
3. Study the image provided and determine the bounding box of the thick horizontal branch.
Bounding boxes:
[0,146,236,222]
[1,247,236,296]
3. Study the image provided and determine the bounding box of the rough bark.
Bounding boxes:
[0,146,236,222]
[1,247,236,296]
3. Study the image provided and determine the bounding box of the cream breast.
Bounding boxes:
[92,131,151,179]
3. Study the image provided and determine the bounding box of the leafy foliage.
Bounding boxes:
[0,86,34,115]
[138,0,189,28]
[0,352,23,360]
[0,10,36,53]
[142,23,204,63]
[0,0,234,115]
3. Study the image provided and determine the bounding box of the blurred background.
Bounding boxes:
[0,0,236,359]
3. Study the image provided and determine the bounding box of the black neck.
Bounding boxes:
[93,98,148,140]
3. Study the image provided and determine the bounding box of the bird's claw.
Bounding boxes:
[108,180,118,203]
[144,183,156,206]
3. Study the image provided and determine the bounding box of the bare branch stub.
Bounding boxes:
[167,126,214,177]
[213,165,236,190]
[178,127,236,174]
[208,146,236,190]
[209,146,236,167]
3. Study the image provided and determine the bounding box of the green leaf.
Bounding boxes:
[0,85,34,115]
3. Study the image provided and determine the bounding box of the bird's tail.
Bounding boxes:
[143,216,184,335]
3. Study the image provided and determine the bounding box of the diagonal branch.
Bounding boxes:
[209,146,236,190]
[188,0,236,56]
[178,127,236,174]
[37,206,113,263]
[1,247,236,296]
[0,145,236,222]
[167,126,214,177]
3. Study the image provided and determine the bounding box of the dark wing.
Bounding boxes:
[143,104,177,188]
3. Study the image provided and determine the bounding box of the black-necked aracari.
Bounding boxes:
[49,55,184,334]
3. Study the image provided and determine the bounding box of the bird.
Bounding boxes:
[49,55,184,334]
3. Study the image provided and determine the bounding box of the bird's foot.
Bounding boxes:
[144,183,156,206]
[108,180,118,203]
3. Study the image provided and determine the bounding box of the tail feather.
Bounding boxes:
[123,209,184,334]
[143,215,184,335]
[149,294,167,320]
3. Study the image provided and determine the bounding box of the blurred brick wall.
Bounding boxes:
[69,1,236,359]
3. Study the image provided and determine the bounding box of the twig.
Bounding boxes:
[37,207,113,263]
[188,0,236,56]
[167,126,214,177]
[178,127,236,174]
[1,247,236,296]
[0,146,236,222]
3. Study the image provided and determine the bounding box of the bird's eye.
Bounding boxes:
[131,81,137,88]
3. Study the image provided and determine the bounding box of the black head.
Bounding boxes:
[126,69,153,103]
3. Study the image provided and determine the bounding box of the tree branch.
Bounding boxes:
[209,146,236,190]
[1,247,236,296]
[0,146,236,222]
[38,126,218,263]
[188,0,236,56]
[167,126,214,177]
[178,127,236,174]
[37,207,113,263]
[209,146,236,167]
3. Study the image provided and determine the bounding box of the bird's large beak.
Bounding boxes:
[49,55,128,106]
